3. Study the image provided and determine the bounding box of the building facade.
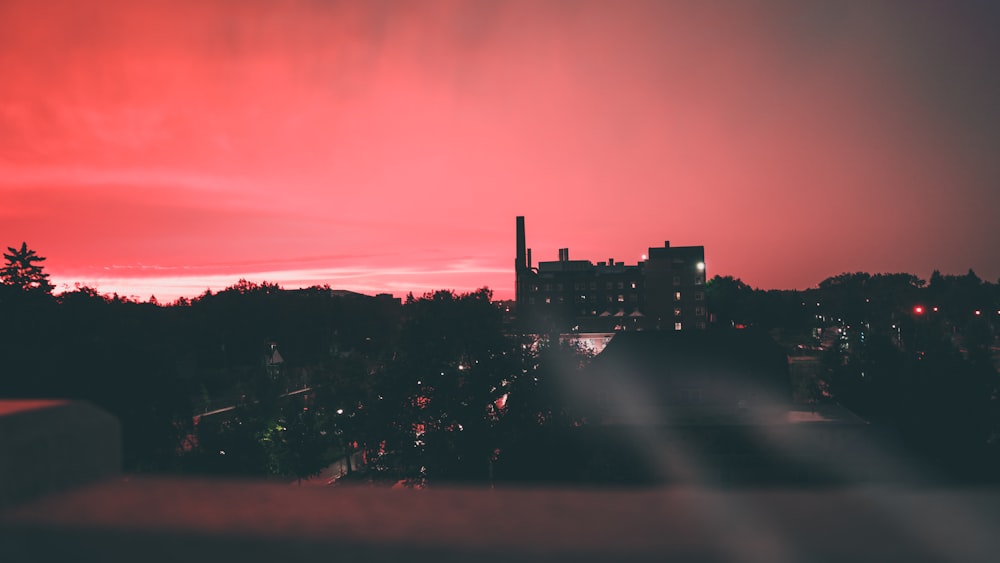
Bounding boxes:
[514,216,707,332]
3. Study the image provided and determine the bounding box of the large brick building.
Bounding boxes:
[514,216,707,333]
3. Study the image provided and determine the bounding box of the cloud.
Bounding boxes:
[2,0,998,295]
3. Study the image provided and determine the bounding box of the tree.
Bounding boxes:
[2,242,53,293]
[368,288,517,485]
[705,275,754,327]
[260,406,330,484]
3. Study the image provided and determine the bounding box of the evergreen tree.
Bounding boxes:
[2,242,53,293]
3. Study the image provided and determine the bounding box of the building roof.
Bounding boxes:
[577,329,793,425]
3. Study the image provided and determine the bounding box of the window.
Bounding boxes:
[674,322,682,331]
[674,291,682,301]
[617,282,624,289]
[617,294,624,303]
[674,308,682,317]
[545,297,551,304]
[695,291,704,301]
[695,307,705,316]
[695,276,704,285]
[630,282,637,289]
[696,321,707,330]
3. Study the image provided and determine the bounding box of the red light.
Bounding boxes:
[913,306,924,315]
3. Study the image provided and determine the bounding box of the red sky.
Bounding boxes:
[2,1,998,302]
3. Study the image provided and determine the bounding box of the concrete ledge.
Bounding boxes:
[2,478,1000,562]
[3,400,1000,562]
[0,400,120,508]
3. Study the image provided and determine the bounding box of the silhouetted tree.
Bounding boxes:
[261,405,330,484]
[2,242,53,293]
[367,288,518,485]
[705,275,754,327]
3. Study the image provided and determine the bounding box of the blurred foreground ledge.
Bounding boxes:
[2,400,1000,563]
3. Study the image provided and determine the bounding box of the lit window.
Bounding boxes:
[545,297,551,304]
[617,294,624,302]
[674,322,682,331]
[630,282,637,289]
[674,308,682,317]
[675,291,682,301]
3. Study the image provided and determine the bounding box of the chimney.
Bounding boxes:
[527,248,532,268]
[609,258,614,266]
[516,216,526,270]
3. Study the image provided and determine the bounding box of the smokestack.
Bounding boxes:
[516,216,526,270]
[527,248,532,268]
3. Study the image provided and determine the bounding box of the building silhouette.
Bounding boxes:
[514,216,707,333]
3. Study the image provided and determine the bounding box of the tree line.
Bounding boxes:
[706,270,1000,482]
[0,243,592,485]
[3,242,999,485]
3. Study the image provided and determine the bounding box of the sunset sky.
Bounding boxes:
[2,1,998,302]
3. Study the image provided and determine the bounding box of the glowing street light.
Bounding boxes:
[913,305,924,315]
